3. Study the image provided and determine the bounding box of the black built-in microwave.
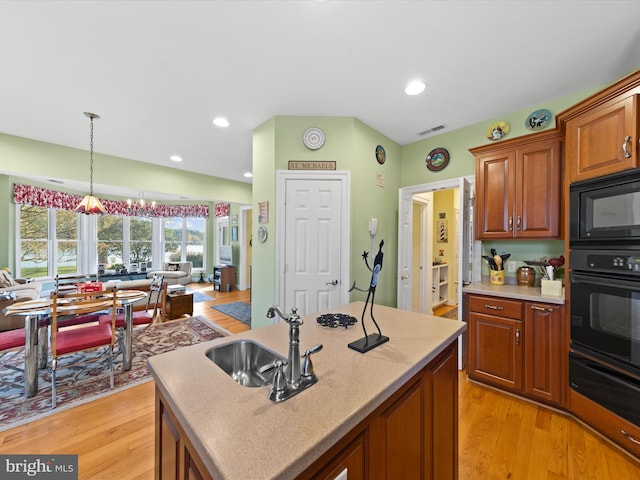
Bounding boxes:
[570,167,640,247]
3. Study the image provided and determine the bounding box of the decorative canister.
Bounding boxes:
[489,269,505,285]
[517,266,536,286]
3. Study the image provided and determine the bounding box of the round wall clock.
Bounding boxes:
[375,145,386,164]
[257,225,268,243]
[303,127,325,150]
[487,121,510,140]
[426,148,450,171]
[525,109,552,130]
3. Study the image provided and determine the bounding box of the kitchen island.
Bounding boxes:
[148,301,466,479]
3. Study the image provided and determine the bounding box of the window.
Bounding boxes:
[18,205,49,277]
[164,217,205,269]
[16,204,207,277]
[164,218,183,262]
[17,205,79,278]
[129,217,153,267]
[55,209,78,275]
[97,215,124,270]
[186,218,205,269]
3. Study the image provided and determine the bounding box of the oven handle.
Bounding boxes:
[571,272,640,292]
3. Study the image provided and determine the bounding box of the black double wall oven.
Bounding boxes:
[569,168,640,427]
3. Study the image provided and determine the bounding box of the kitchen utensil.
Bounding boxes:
[482,255,497,270]
[494,255,503,270]
[545,265,555,280]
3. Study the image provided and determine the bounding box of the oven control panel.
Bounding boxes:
[571,249,640,274]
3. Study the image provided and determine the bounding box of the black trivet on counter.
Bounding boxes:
[316,313,358,329]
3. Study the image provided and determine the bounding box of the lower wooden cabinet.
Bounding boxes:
[155,342,458,480]
[156,391,210,480]
[467,294,564,407]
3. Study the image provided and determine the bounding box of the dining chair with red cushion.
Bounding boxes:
[50,291,117,408]
[99,274,166,329]
[0,327,29,390]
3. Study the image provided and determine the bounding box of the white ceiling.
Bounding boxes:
[1,1,640,195]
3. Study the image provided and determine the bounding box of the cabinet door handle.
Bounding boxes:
[530,305,553,312]
[508,216,513,231]
[515,328,520,346]
[623,135,632,158]
[516,216,521,231]
[484,304,504,311]
[621,429,640,445]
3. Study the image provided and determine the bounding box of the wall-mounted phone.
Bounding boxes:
[369,218,378,236]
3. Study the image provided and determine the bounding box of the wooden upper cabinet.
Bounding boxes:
[471,130,562,240]
[566,94,638,182]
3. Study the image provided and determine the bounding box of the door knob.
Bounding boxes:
[325,280,338,286]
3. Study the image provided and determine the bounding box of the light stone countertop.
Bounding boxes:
[463,282,565,305]
[148,301,466,480]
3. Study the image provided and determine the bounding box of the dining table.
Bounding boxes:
[2,289,147,399]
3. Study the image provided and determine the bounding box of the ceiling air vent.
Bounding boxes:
[418,124,446,136]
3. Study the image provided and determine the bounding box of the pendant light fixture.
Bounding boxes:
[75,112,106,214]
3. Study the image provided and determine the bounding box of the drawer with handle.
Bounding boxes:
[467,294,523,320]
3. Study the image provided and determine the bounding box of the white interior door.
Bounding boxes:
[278,172,350,316]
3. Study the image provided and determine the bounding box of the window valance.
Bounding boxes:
[13,183,209,218]
[215,202,229,217]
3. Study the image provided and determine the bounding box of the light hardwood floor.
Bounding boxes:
[1,287,638,479]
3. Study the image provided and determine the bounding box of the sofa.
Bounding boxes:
[147,261,192,286]
[0,279,43,331]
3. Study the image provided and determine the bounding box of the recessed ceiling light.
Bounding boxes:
[405,80,426,96]
[169,155,183,162]
[244,172,253,178]
[213,117,230,128]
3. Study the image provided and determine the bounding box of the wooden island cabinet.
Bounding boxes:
[150,302,465,480]
[470,130,562,240]
[155,342,458,480]
[466,293,564,407]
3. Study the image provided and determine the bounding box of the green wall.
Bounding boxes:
[250,116,401,328]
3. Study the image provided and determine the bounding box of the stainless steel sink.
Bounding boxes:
[205,340,286,387]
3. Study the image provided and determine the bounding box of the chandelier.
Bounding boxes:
[75,112,106,214]
[127,192,157,216]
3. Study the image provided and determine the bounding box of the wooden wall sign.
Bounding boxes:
[288,161,336,170]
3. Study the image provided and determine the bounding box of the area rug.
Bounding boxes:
[211,301,251,325]
[0,315,227,432]
[188,289,215,303]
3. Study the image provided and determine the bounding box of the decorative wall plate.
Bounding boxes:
[487,121,509,140]
[375,145,386,164]
[525,109,552,130]
[426,147,450,171]
[257,225,268,243]
[303,127,325,150]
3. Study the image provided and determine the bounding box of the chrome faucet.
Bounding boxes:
[262,305,323,402]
